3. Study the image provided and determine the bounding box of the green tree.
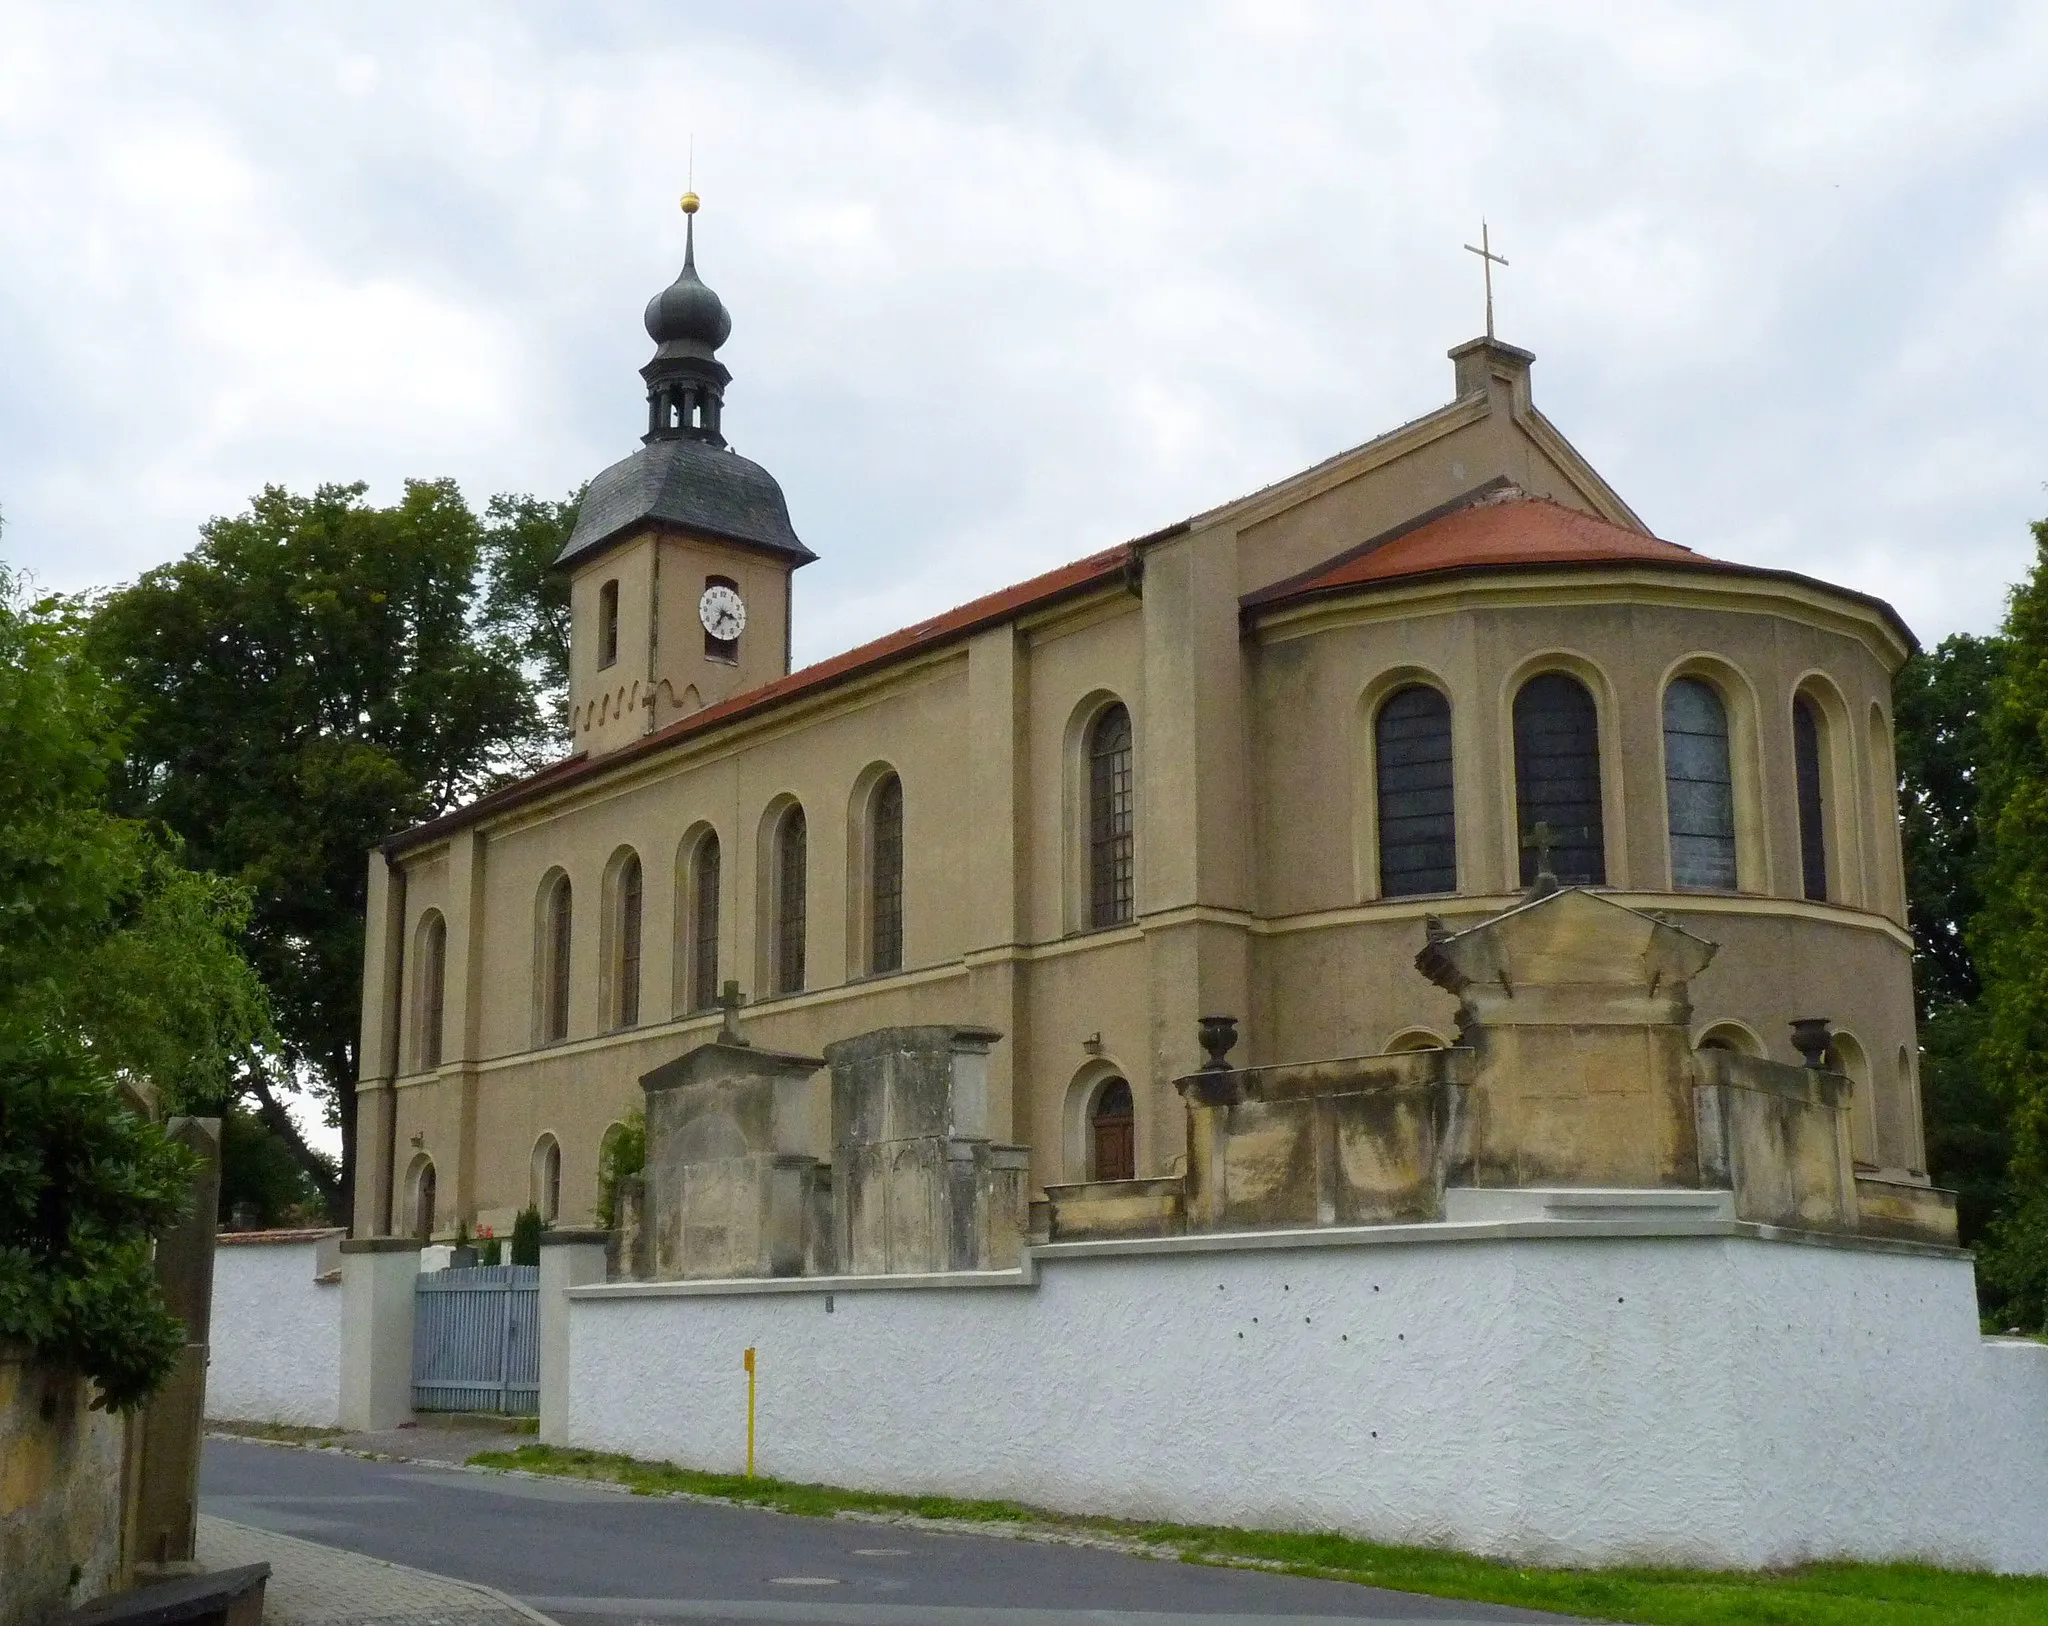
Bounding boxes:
[479,490,578,747]
[0,562,270,1404]
[1894,634,2014,1252]
[89,480,577,1223]
[1971,518,2048,1329]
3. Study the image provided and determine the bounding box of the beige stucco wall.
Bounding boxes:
[356,346,1924,1237]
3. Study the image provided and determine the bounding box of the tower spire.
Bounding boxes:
[641,190,731,446]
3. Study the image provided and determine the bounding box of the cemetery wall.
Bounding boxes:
[564,1224,2048,1574]
[207,1230,343,1428]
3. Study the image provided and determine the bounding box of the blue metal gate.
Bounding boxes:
[412,1265,540,1414]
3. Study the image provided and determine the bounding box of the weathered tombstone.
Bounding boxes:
[638,1030,829,1281]
[825,1026,1028,1275]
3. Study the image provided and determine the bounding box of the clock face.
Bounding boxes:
[699,584,746,642]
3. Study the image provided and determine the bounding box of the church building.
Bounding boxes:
[353,200,1927,1242]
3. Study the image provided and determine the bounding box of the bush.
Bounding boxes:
[511,1205,545,1266]
[596,1110,644,1230]
[0,1027,198,1409]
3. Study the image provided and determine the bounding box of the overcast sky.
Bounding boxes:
[4,1,2046,666]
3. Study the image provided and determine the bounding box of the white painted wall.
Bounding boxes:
[565,1231,2048,1574]
[207,1234,343,1428]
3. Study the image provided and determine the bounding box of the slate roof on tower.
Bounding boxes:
[556,438,812,569]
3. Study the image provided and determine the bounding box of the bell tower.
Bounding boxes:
[554,194,817,758]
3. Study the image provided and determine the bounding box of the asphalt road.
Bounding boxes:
[200,1438,1580,1626]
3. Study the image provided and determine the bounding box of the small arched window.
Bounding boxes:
[540,873,572,1043]
[1088,704,1135,928]
[598,580,620,670]
[1375,685,1456,897]
[1512,672,1606,886]
[1090,1078,1135,1182]
[611,853,643,1029]
[1793,694,1829,902]
[774,805,808,995]
[688,833,721,1012]
[414,912,447,1072]
[532,1135,562,1223]
[1664,678,1737,891]
[869,774,905,974]
[409,1157,437,1240]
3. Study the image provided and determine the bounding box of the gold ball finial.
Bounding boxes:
[680,191,700,215]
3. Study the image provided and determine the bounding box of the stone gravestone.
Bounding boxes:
[637,1012,831,1280]
[825,1026,1028,1276]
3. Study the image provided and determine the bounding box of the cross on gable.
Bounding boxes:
[717,979,751,1046]
[1462,220,1509,340]
[1521,820,1560,882]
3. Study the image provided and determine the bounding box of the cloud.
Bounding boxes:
[1,0,2044,656]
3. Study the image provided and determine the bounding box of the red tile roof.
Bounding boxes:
[1249,493,1705,604]
[1243,492,1915,654]
[388,535,1153,853]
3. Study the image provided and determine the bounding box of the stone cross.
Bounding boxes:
[1522,820,1560,889]
[1463,220,1509,340]
[717,979,751,1047]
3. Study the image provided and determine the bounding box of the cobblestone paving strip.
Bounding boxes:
[197,1513,558,1626]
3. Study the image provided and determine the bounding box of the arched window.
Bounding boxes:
[868,774,905,974]
[1088,704,1135,928]
[598,580,620,670]
[1090,1077,1135,1181]
[610,852,643,1030]
[539,873,572,1043]
[687,833,721,1012]
[1793,694,1829,902]
[408,1156,437,1240]
[1375,685,1456,897]
[1664,678,1737,891]
[774,805,807,995]
[532,1135,562,1223]
[413,911,447,1072]
[1512,672,1606,886]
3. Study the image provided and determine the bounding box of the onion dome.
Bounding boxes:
[642,193,731,355]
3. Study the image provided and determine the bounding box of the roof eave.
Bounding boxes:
[1242,555,1919,659]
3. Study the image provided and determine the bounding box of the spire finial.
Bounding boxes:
[679,189,700,268]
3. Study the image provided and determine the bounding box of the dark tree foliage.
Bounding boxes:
[1972,518,2048,1329]
[510,1205,545,1267]
[1894,634,2014,1256]
[1896,634,2007,1012]
[89,481,578,1224]
[0,1031,196,1409]
[0,559,267,1404]
[479,490,578,749]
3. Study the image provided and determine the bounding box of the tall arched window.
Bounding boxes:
[1512,672,1606,886]
[774,805,808,995]
[414,911,447,1072]
[1375,685,1456,897]
[1091,1077,1135,1181]
[1793,694,1829,902]
[1664,678,1737,891]
[611,853,643,1029]
[869,774,905,974]
[539,873,572,1043]
[1088,704,1135,928]
[688,833,721,1012]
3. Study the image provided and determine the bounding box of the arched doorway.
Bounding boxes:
[1091,1078,1135,1182]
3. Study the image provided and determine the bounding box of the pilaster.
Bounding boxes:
[355,851,407,1235]
[966,626,1025,1139]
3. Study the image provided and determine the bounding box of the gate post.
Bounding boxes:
[537,1230,609,1446]
[339,1238,421,1430]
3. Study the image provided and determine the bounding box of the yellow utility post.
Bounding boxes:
[743,1347,757,1478]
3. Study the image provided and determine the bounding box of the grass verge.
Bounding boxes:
[468,1443,2048,1626]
